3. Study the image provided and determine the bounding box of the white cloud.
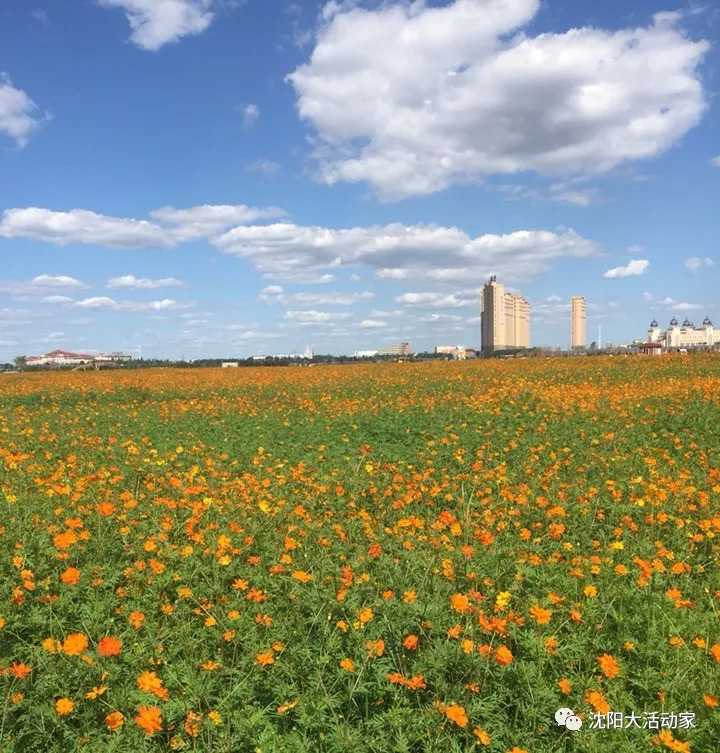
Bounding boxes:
[642,291,653,302]
[73,296,193,312]
[654,296,703,312]
[546,295,562,302]
[0,275,87,300]
[0,204,283,249]
[418,313,463,323]
[684,256,714,273]
[283,310,351,323]
[259,288,373,306]
[288,2,708,200]
[0,73,48,147]
[603,259,650,278]
[247,159,281,175]
[215,223,599,284]
[627,244,645,254]
[242,103,260,128]
[107,275,187,289]
[395,292,473,308]
[710,155,720,167]
[96,0,215,51]
[32,274,86,288]
[360,319,387,328]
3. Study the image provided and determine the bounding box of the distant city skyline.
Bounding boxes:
[0,1,716,360]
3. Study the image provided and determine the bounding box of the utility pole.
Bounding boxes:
[598,325,602,350]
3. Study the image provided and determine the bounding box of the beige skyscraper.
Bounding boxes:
[481,276,530,352]
[571,295,586,349]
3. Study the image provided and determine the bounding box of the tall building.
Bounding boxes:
[480,276,530,353]
[571,296,586,349]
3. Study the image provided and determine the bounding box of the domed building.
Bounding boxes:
[648,315,719,349]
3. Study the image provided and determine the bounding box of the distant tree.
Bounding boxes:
[14,356,26,370]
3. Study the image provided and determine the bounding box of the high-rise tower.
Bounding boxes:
[571,296,586,349]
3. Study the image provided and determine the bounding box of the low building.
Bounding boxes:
[25,350,95,367]
[647,317,720,348]
[354,350,378,358]
[435,345,467,360]
[638,342,664,356]
[377,343,411,357]
[221,362,239,368]
[24,350,133,368]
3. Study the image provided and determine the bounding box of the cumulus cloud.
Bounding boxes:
[214,223,599,284]
[710,155,720,167]
[107,275,187,289]
[0,73,48,147]
[546,295,563,302]
[0,274,87,300]
[684,256,714,273]
[396,292,474,308]
[0,204,284,249]
[96,0,216,51]
[73,296,193,312]
[603,259,649,278]
[288,1,709,200]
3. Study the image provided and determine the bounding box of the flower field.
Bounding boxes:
[1,355,719,753]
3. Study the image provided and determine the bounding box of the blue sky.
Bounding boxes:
[0,0,718,359]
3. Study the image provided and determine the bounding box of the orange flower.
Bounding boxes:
[291,570,313,583]
[366,639,385,658]
[586,689,610,714]
[201,660,220,671]
[597,653,620,679]
[704,694,718,708]
[63,633,88,656]
[357,607,374,625]
[55,698,74,715]
[495,645,513,666]
[558,678,572,695]
[184,711,202,737]
[450,593,471,613]
[105,711,124,731]
[98,636,122,657]
[137,671,169,700]
[135,705,163,736]
[473,727,491,745]
[8,662,31,680]
[97,501,116,517]
[403,634,419,650]
[340,657,355,671]
[529,604,552,624]
[128,611,145,629]
[584,585,598,598]
[709,644,720,663]
[277,700,298,714]
[256,650,275,667]
[443,704,468,727]
[60,567,80,585]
